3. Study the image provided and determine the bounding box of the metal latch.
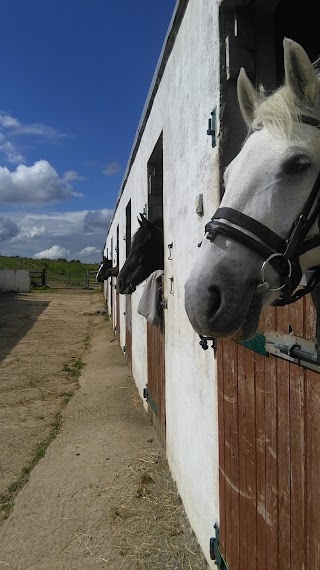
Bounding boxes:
[275,343,320,366]
[265,331,320,373]
[210,524,229,569]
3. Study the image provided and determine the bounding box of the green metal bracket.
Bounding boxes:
[237,331,268,356]
[210,524,229,569]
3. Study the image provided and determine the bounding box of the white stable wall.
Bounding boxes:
[105,1,222,565]
[0,270,30,293]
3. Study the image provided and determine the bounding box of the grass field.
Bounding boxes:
[0,255,101,288]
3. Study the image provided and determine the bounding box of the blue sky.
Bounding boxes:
[0,0,176,262]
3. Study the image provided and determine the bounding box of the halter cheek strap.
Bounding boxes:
[205,114,320,306]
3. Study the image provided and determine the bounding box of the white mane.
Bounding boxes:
[252,72,320,140]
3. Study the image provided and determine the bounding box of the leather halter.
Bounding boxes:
[205,115,320,306]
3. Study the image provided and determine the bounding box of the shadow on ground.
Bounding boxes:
[0,294,50,365]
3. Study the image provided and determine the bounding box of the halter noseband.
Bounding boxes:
[205,115,320,306]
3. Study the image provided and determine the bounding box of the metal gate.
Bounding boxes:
[217,295,320,569]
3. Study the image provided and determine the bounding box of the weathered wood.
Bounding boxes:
[263,307,278,570]
[219,340,239,567]
[254,352,267,570]
[218,294,320,569]
[125,295,132,371]
[147,321,166,446]
[275,304,290,570]
[116,291,120,342]
[305,370,320,569]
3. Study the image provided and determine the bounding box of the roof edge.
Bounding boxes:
[107,0,190,233]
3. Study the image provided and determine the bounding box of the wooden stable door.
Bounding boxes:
[146,322,166,446]
[125,294,132,372]
[217,295,320,569]
[116,291,120,342]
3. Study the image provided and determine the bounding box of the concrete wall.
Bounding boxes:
[0,270,30,293]
[105,0,221,565]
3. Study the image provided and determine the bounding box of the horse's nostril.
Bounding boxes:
[117,279,123,292]
[207,285,221,318]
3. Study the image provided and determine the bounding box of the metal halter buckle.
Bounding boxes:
[257,253,292,294]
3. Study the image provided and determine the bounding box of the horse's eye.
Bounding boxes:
[283,155,311,174]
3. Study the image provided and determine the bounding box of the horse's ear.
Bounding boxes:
[237,68,261,126]
[284,38,318,107]
[138,213,153,229]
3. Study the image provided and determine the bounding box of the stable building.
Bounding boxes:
[104,1,320,568]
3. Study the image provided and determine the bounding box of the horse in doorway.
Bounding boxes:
[185,39,320,340]
[96,258,119,283]
[117,214,164,294]
[96,256,112,283]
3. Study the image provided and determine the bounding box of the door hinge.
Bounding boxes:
[210,524,229,569]
[143,385,158,416]
[207,108,217,147]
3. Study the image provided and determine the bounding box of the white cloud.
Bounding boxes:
[84,209,112,232]
[0,112,65,140]
[0,140,25,164]
[79,246,101,259]
[103,161,120,176]
[0,114,20,129]
[0,208,113,262]
[33,245,70,260]
[0,217,20,242]
[0,160,83,204]
[63,170,86,183]
[0,111,66,164]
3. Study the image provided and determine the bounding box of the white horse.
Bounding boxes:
[185,39,320,340]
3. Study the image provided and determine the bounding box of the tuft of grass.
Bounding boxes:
[63,358,85,378]
[83,334,91,350]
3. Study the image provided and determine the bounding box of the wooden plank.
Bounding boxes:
[228,341,240,568]
[262,306,278,570]
[116,291,120,342]
[239,344,257,570]
[255,352,267,570]
[219,339,239,566]
[289,362,305,570]
[217,341,226,559]
[305,294,317,340]
[305,370,320,569]
[275,305,291,570]
[125,295,132,371]
[287,297,305,570]
[237,342,248,570]
[304,292,320,569]
[147,322,166,446]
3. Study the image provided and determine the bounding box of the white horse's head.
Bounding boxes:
[185,39,320,340]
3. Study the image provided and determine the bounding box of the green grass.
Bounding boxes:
[0,357,87,519]
[0,254,100,287]
[0,254,99,273]
[0,398,69,519]
[62,358,85,378]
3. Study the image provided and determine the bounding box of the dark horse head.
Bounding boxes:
[96,257,119,283]
[117,214,164,294]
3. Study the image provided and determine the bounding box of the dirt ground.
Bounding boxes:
[0,289,209,569]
